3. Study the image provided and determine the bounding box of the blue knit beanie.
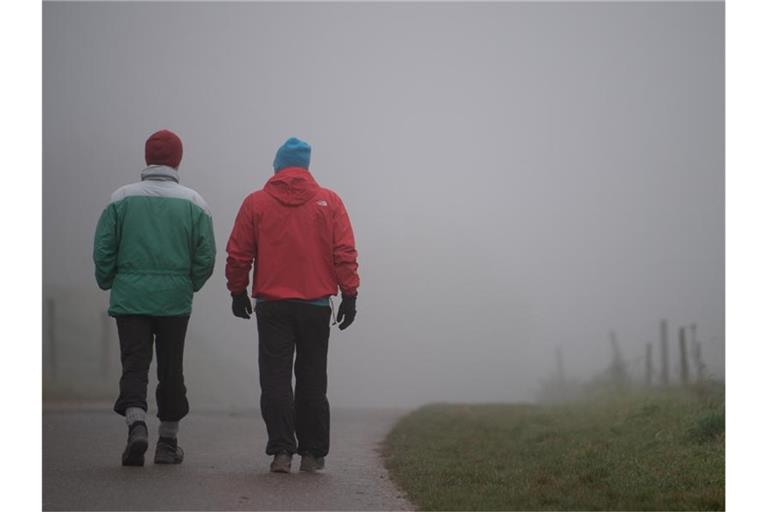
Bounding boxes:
[273,137,311,172]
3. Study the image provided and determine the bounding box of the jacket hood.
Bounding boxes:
[264,167,319,206]
[141,165,180,183]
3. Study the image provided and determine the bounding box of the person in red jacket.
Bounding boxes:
[225,137,359,473]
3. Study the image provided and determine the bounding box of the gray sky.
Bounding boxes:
[43,1,724,408]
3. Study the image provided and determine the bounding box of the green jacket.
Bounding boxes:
[93,165,216,316]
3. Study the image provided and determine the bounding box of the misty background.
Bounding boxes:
[42,1,724,409]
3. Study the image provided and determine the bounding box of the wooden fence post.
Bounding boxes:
[660,319,669,386]
[691,324,705,382]
[679,327,689,385]
[555,347,565,389]
[609,331,627,387]
[645,343,653,387]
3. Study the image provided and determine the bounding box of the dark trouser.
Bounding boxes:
[255,300,331,457]
[113,315,190,422]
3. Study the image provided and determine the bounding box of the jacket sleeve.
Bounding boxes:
[93,203,119,290]
[332,194,360,296]
[191,208,216,292]
[225,195,257,295]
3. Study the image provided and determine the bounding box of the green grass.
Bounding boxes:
[383,385,724,511]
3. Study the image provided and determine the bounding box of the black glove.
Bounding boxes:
[231,291,253,319]
[336,295,357,330]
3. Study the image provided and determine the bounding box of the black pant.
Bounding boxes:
[256,301,331,457]
[113,315,190,422]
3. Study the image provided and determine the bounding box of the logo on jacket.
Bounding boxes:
[316,200,328,207]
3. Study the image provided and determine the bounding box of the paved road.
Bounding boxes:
[43,406,413,511]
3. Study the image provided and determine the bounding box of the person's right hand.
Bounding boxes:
[231,291,253,319]
[337,295,357,330]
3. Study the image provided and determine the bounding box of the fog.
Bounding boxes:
[42,1,724,409]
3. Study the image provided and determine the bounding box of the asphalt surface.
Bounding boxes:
[43,405,413,511]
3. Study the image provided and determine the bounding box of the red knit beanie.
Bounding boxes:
[145,129,183,169]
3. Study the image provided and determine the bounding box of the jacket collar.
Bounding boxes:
[141,165,180,183]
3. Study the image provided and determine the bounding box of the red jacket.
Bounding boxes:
[225,167,359,299]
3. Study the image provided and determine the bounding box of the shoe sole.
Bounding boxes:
[154,450,183,465]
[122,438,148,467]
[299,457,325,472]
[270,466,291,473]
[154,457,183,465]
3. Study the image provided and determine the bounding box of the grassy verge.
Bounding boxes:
[383,385,724,511]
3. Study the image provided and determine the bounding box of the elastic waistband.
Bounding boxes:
[255,296,331,307]
[118,270,190,277]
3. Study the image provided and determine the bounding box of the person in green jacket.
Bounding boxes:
[93,129,216,466]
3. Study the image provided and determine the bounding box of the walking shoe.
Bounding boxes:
[121,421,148,467]
[270,453,292,473]
[299,454,325,472]
[154,437,184,464]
